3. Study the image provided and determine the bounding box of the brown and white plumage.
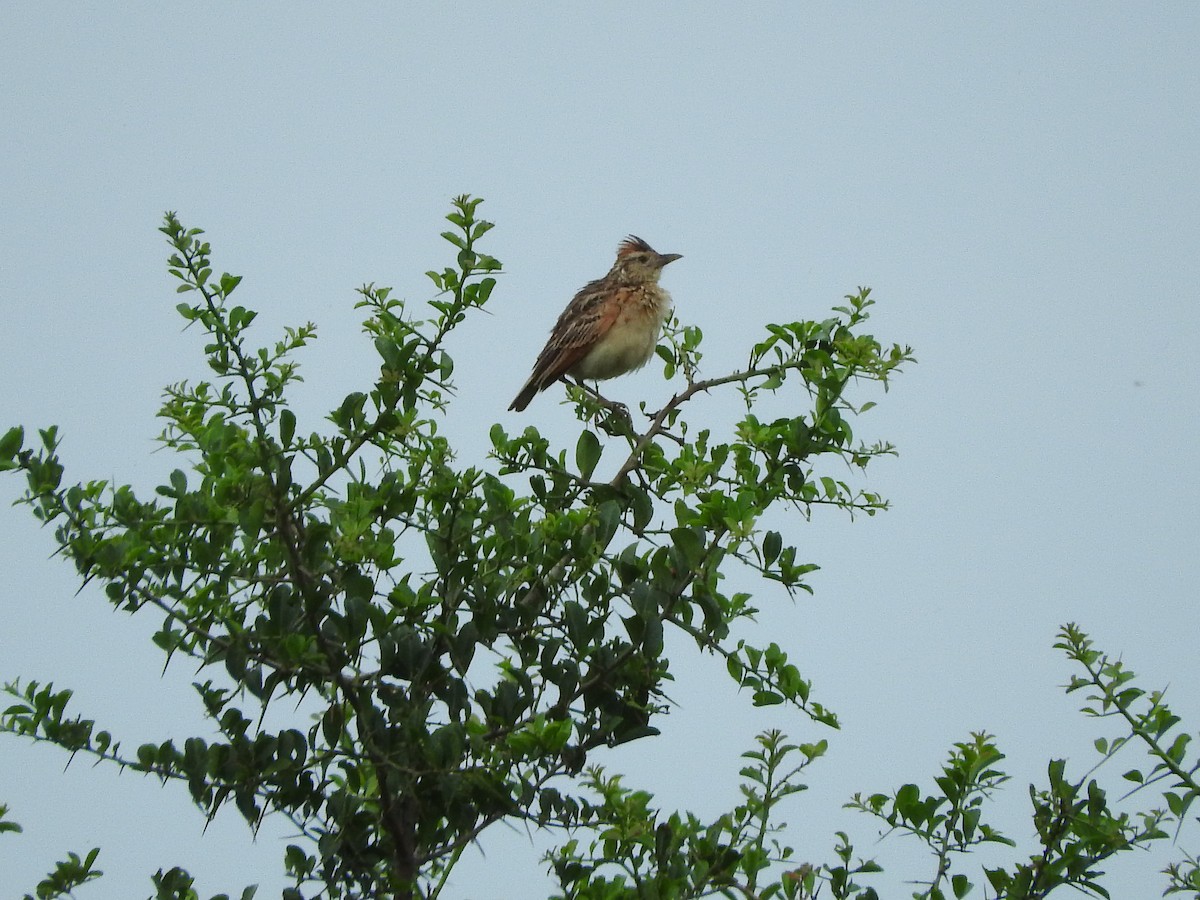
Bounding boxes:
[509,236,682,412]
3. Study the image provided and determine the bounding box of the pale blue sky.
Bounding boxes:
[2,5,1198,897]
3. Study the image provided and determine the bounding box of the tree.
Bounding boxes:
[2,197,1197,899]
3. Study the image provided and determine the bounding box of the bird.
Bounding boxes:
[508,236,682,412]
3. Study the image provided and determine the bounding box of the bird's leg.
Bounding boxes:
[564,379,637,439]
[568,378,630,418]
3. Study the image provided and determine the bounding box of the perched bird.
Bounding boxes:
[509,236,682,412]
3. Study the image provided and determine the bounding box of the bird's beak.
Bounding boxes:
[656,252,683,267]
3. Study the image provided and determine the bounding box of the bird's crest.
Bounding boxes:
[617,235,655,257]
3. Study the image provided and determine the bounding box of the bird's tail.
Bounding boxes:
[508,379,539,412]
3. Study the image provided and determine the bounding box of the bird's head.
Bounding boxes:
[610,235,682,284]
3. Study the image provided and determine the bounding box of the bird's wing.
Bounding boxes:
[525,280,624,389]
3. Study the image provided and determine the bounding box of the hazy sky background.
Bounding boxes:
[2,5,1198,898]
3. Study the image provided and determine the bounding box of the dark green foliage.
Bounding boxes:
[1,200,1196,899]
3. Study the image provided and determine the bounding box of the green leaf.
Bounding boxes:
[762,530,782,566]
[984,868,1011,892]
[0,425,24,463]
[219,272,243,295]
[595,500,621,547]
[630,487,654,533]
[374,337,411,371]
[280,409,296,447]
[669,526,705,568]
[575,429,602,480]
[895,783,921,818]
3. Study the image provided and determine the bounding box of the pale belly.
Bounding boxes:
[570,297,670,381]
